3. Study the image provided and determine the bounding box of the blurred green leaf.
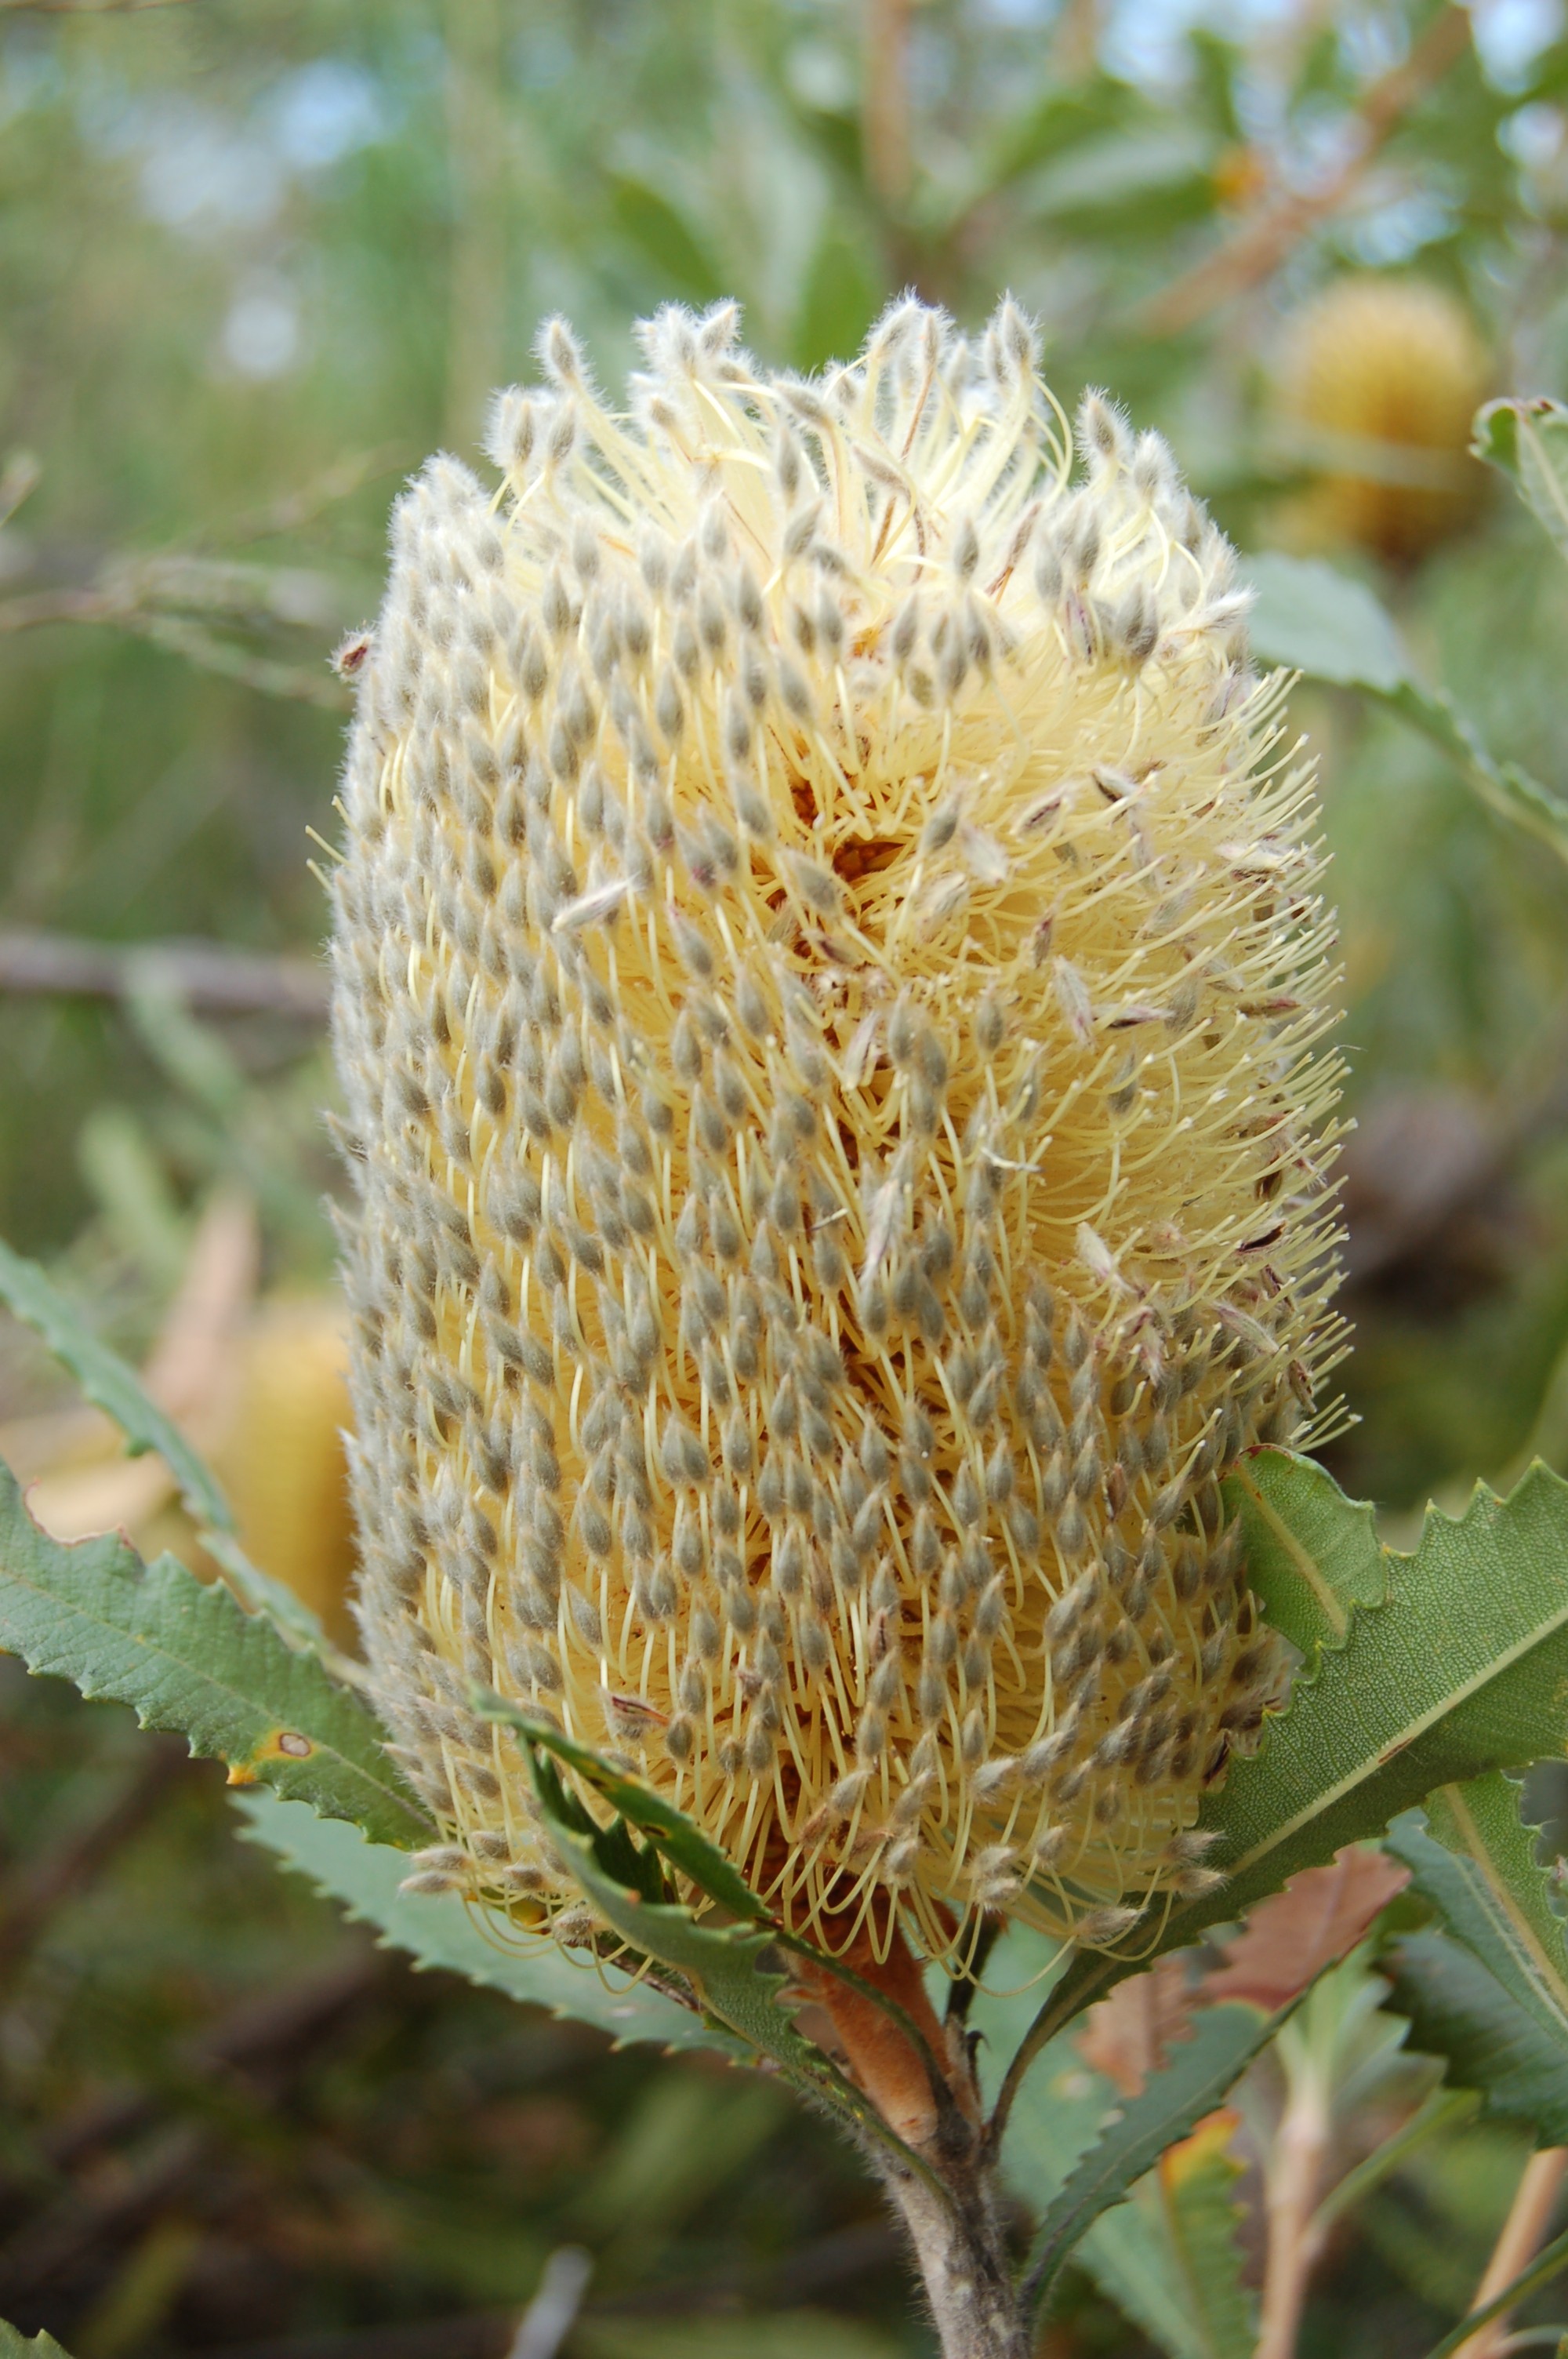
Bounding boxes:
[1246,551,1409,696]
[793,222,880,373]
[0,1456,426,1845]
[1474,396,1568,564]
[0,1230,324,1647]
[1022,124,1217,232]
[1082,2198,1218,2359]
[1156,2116,1257,2359]
[0,1233,232,1528]
[1245,551,1568,861]
[1385,1772,1568,2143]
[575,2314,907,2359]
[1421,2219,1568,2359]
[232,1786,731,2055]
[608,173,725,306]
[980,79,1131,191]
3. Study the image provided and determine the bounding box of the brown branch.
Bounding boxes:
[1138,3,1474,336]
[0,929,330,1019]
[444,0,506,448]
[863,0,914,209]
[0,0,204,13]
[1457,2147,1568,2359]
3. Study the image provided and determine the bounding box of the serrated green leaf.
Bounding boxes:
[1208,1463,1568,1925]
[0,2324,75,2359]
[483,1696,960,2121]
[474,1692,767,1921]
[516,1724,946,2192]
[989,1972,1255,2359]
[1073,2121,1259,2359]
[231,1787,732,2056]
[1389,1775,1568,2061]
[1225,1445,1387,1662]
[1082,2201,1213,2359]
[1473,395,1568,562]
[1243,551,1568,862]
[1156,2117,1257,2359]
[994,1456,1568,2142]
[0,1458,428,1847]
[0,1234,327,1651]
[1018,2005,1280,2316]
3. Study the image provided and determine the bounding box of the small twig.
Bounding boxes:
[189,442,408,554]
[0,565,350,707]
[863,0,914,208]
[506,2248,593,2359]
[1427,2223,1568,2359]
[1138,3,1473,335]
[1257,2077,1333,2359]
[1455,2149,1568,2359]
[0,929,329,1019]
[0,0,202,12]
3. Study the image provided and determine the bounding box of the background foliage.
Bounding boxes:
[3,1,1568,2354]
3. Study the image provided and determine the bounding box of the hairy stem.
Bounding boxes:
[879,2156,1029,2359]
[799,1911,1029,2357]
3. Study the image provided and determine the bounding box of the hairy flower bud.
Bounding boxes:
[332,297,1345,1968]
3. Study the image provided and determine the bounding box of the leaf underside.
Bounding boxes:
[0,1459,427,1848]
[1244,547,1568,860]
[0,2323,76,2359]
[232,1787,731,2055]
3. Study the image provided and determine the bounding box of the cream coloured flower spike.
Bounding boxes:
[330,296,1345,1972]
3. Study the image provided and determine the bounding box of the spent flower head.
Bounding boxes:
[331,296,1345,1972]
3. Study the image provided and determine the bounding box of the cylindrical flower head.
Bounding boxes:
[1276,274,1488,562]
[332,299,1345,1968]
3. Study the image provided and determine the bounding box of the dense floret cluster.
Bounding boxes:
[331,296,1345,1969]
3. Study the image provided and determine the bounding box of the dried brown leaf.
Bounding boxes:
[1200,1845,1410,2014]
[1076,1954,1195,2097]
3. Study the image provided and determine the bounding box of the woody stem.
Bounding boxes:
[877,2154,1030,2359]
[795,1920,1029,2358]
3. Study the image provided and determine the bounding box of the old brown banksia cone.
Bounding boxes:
[331,297,1345,1998]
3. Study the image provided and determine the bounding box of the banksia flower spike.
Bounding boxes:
[332,297,1345,1983]
[1274,274,1488,563]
